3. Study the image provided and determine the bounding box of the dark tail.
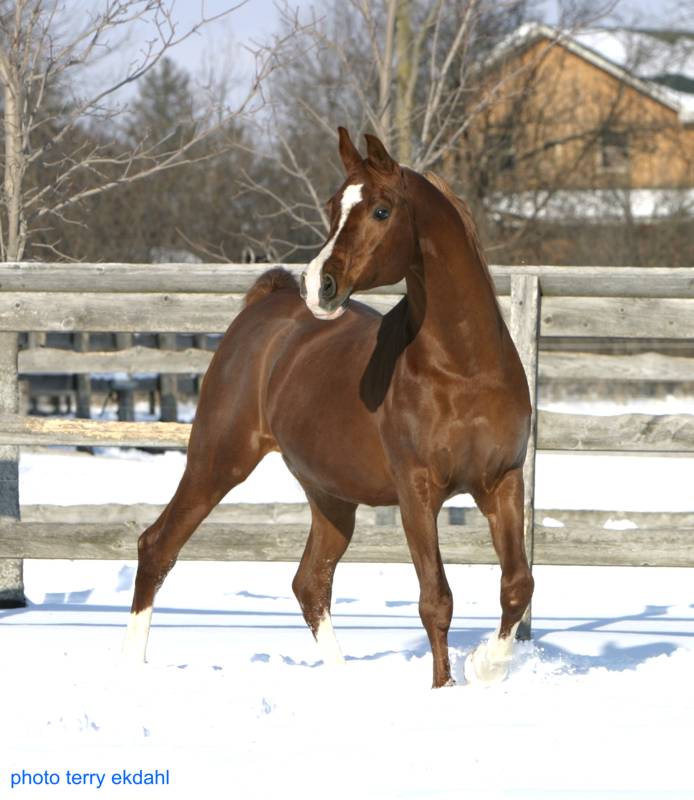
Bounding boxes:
[244,267,300,308]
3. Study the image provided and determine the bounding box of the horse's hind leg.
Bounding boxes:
[292,490,356,665]
[123,441,266,663]
[466,467,534,685]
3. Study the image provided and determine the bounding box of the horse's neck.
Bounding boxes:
[404,178,505,370]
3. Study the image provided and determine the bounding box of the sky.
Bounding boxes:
[171,0,688,71]
[74,0,687,111]
[537,0,690,27]
[95,0,688,82]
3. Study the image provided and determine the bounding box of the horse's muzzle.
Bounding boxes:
[300,269,350,320]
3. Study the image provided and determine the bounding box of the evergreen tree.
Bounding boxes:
[126,57,196,153]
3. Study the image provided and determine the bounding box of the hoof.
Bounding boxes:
[118,649,147,674]
[121,608,152,666]
[464,642,512,686]
[315,614,345,666]
[322,652,346,667]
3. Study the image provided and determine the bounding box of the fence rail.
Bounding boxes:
[18,346,694,383]
[2,505,692,567]
[1,411,692,452]
[3,293,694,337]
[1,262,694,607]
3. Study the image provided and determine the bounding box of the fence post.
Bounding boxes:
[158,333,179,422]
[74,332,92,420]
[0,331,23,607]
[510,274,541,640]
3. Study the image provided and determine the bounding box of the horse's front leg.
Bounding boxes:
[466,467,534,685]
[398,476,453,688]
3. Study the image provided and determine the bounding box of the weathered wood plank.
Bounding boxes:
[3,293,693,338]
[0,332,23,605]
[2,411,693,452]
[0,263,407,297]
[532,509,694,528]
[533,526,694,567]
[1,520,692,567]
[158,333,179,421]
[20,502,383,527]
[510,274,540,638]
[0,336,19,519]
[493,266,694,299]
[0,263,295,293]
[539,412,694,452]
[0,292,245,332]
[17,502,475,529]
[0,415,189,447]
[17,346,694,384]
[539,297,694,338]
[73,332,91,421]
[18,346,215,375]
[0,292,407,332]
[539,351,694,382]
[20,503,694,537]
[2,263,694,298]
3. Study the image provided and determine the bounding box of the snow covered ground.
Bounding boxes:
[3,561,694,799]
[2,396,694,799]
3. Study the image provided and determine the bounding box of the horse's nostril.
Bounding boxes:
[321,272,337,301]
[299,272,307,298]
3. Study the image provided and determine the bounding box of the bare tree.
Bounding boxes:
[473,16,694,266]
[233,0,626,259]
[230,0,525,256]
[0,0,288,261]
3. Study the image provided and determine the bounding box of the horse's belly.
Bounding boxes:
[265,330,396,506]
[273,411,396,506]
[283,446,397,506]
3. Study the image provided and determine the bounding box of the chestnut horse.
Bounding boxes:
[124,128,534,688]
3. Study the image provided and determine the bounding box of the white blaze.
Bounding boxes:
[122,607,153,664]
[315,612,345,665]
[304,183,363,319]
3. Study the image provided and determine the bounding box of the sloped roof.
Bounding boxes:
[487,23,694,123]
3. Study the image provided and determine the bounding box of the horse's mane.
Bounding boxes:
[423,171,499,308]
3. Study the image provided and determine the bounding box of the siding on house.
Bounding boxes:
[471,31,694,194]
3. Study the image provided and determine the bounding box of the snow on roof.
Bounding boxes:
[489,23,694,123]
[490,188,694,223]
[575,28,694,82]
[575,28,694,122]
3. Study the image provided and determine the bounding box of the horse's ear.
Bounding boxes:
[338,127,362,174]
[364,133,397,174]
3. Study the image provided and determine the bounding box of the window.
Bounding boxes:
[599,130,629,172]
[488,130,516,174]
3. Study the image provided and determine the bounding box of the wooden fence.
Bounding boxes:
[1,263,694,607]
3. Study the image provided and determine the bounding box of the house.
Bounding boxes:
[465,24,694,226]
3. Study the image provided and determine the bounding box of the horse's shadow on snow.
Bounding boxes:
[448,603,681,676]
[345,603,684,676]
[1,596,686,677]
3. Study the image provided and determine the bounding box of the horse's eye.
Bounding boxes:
[373,207,390,221]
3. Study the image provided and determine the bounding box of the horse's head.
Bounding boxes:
[301,127,415,320]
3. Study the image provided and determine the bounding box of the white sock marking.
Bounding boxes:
[122,607,153,664]
[465,621,520,686]
[304,183,363,319]
[315,613,345,665]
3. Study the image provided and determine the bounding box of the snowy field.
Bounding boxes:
[2,396,694,799]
